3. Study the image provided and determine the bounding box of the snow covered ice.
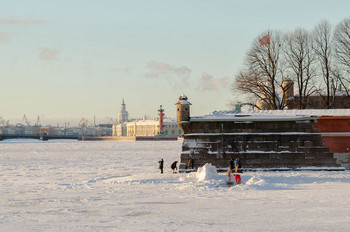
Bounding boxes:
[1,140,350,231]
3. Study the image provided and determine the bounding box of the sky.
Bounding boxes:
[1,0,350,126]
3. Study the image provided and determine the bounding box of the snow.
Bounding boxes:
[1,139,350,231]
[193,109,350,120]
[196,163,219,181]
[178,100,191,105]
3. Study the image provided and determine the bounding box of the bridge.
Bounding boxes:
[0,134,79,141]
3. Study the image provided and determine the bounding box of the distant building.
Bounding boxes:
[23,126,41,135]
[118,99,129,123]
[112,101,183,137]
[258,78,350,110]
[0,125,41,136]
[113,122,127,137]
[113,119,182,137]
[127,120,159,136]
[162,119,183,136]
[284,79,350,109]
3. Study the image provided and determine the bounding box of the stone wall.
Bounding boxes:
[333,153,350,169]
[179,118,341,170]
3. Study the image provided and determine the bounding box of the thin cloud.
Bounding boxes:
[197,72,231,91]
[38,48,59,61]
[0,16,46,43]
[112,66,133,74]
[0,16,46,25]
[144,61,191,86]
[0,31,10,42]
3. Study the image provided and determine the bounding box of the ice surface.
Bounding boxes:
[1,139,350,231]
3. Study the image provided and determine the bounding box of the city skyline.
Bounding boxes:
[0,99,172,127]
[1,0,350,123]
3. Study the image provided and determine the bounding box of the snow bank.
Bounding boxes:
[245,175,265,186]
[196,163,219,181]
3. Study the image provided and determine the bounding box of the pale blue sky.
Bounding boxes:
[1,0,350,125]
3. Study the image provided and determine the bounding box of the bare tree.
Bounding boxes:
[313,20,334,108]
[331,65,350,96]
[333,18,350,93]
[284,28,317,109]
[232,18,350,110]
[233,31,286,110]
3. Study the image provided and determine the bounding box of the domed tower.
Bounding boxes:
[282,77,294,108]
[118,99,129,124]
[175,95,191,132]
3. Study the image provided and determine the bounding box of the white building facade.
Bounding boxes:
[113,119,183,137]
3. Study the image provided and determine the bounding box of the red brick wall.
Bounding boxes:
[322,136,350,153]
[314,117,350,132]
[314,117,350,153]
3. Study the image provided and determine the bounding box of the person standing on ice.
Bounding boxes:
[234,157,240,173]
[234,173,241,185]
[159,159,164,174]
[188,158,194,169]
[171,161,178,173]
[226,169,232,182]
[230,158,235,172]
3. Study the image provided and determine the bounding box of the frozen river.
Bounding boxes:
[1,139,350,231]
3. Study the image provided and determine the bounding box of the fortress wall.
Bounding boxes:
[313,117,350,169]
[179,119,341,170]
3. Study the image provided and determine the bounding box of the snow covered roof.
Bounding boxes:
[178,100,191,105]
[162,119,176,124]
[191,109,350,121]
[125,119,177,125]
[176,94,192,105]
[127,120,159,126]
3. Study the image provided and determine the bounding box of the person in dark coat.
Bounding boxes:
[230,158,234,172]
[188,158,194,169]
[171,161,178,173]
[158,159,164,174]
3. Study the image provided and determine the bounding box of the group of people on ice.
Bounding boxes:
[227,157,241,185]
[159,156,242,185]
[158,157,194,174]
[158,159,178,174]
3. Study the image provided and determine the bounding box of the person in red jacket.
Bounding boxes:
[234,173,241,185]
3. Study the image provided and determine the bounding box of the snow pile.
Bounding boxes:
[196,163,219,181]
[245,175,265,186]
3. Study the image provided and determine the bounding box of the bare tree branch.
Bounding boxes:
[333,18,350,93]
[284,28,317,109]
[233,31,286,110]
[313,20,334,108]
